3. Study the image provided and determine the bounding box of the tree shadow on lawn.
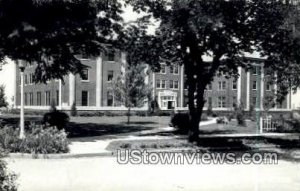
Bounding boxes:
[67,122,154,140]
[196,136,300,162]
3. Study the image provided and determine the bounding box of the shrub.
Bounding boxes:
[136,111,148,117]
[0,150,17,191]
[170,113,190,134]
[70,102,77,117]
[0,125,70,154]
[0,127,22,153]
[201,113,208,121]
[43,110,70,130]
[216,117,225,124]
[207,105,213,116]
[212,112,218,117]
[235,104,246,126]
[21,126,69,154]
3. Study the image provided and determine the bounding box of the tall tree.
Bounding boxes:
[0,0,123,82]
[113,63,151,124]
[125,0,300,141]
[0,85,8,108]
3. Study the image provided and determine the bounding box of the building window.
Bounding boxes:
[160,65,166,74]
[232,80,237,90]
[81,69,89,81]
[233,96,236,107]
[107,91,114,106]
[174,81,179,89]
[37,92,42,106]
[169,80,173,89]
[174,65,179,74]
[266,83,271,91]
[252,97,257,107]
[25,75,28,85]
[169,65,179,74]
[161,80,166,89]
[107,70,114,82]
[29,93,33,106]
[45,91,51,106]
[81,91,88,106]
[252,66,260,75]
[218,81,226,90]
[253,80,257,90]
[207,83,212,90]
[24,93,28,106]
[208,97,212,107]
[56,90,59,106]
[218,96,226,108]
[156,80,161,89]
[107,50,115,61]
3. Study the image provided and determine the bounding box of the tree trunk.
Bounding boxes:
[127,107,131,124]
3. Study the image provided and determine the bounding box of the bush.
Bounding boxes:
[235,104,246,126]
[70,102,77,117]
[170,113,190,133]
[43,110,70,130]
[21,126,69,154]
[207,105,213,116]
[0,127,22,153]
[0,150,17,191]
[216,117,225,124]
[0,125,69,154]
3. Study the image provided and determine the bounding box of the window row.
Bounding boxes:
[159,65,179,74]
[156,80,179,89]
[23,90,59,106]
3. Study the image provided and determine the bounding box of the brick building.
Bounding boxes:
[12,51,292,112]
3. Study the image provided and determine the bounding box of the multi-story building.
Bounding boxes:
[11,51,292,112]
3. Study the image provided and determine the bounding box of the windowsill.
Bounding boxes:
[81,80,90,83]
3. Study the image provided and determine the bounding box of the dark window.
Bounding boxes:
[37,92,42,106]
[82,91,88,106]
[107,71,114,82]
[232,80,237,90]
[29,93,33,106]
[161,80,166,89]
[207,83,212,90]
[24,93,28,106]
[208,97,212,107]
[169,80,173,89]
[81,69,89,81]
[160,65,166,74]
[56,90,59,106]
[169,65,174,74]
[25,75,28,85]
[45,91,51,106]
[107,91,114,106]
[252,97,257,107]
[174,65,179,74]
[253,80,257,90]
[266,83,271,91]
[107,50,115,61]
[174,81,179,89]
[218,96,226,108]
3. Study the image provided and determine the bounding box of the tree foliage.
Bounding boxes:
[113,63,151,124]
[125,0,300,141]
[0,85,8,108]
[0,0,123,82]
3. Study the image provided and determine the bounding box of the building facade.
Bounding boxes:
[13,52,292,112]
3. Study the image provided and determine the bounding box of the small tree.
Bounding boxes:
[113,64,151,124]
[0,85,8,108]
[0,151,17,191]
[70,102,77,117]
[234,103,246,126]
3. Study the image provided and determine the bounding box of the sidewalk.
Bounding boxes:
[69,118,218,156]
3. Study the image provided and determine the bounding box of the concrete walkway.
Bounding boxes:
[69,118,218,155]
